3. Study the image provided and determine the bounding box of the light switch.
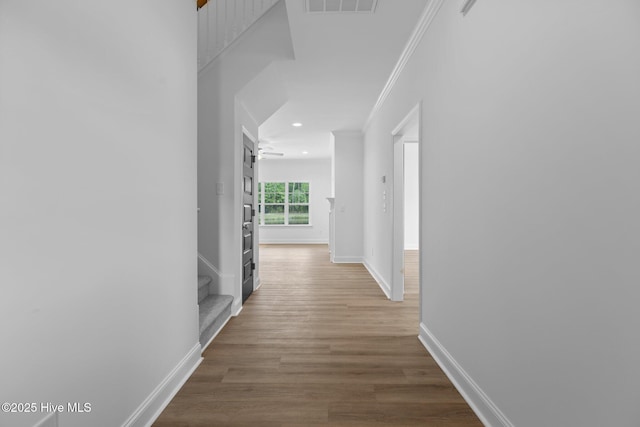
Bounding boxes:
[216,182,224,195]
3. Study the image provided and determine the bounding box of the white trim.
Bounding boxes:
[254,276,262,290]
[198,253,222,278]
[390,103,422,303]
[241,125,258,146]
[258,239,328,244]
[34,412,57,427]
[239,102,259,130]
[232,301,243,316]
[332,256,363,263]
[198,253,236,297]
[363,259,391,299]
[363,0,445,131]
[200,313,232,353]
[418,324,514,427]
[391,136,405,302]
[391,104,421,136]
[257,180,311,227]
[122,343,202,427]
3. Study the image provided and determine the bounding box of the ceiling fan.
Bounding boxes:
[257,142,284,158]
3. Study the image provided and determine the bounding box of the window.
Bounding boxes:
[288,182,310,224]
[258,182,310,225]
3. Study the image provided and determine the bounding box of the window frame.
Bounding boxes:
[258,181,311,226]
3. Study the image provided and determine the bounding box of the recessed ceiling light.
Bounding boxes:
[292,122,303,127]
[302,151,309,154]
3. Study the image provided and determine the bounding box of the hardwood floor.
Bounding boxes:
[154,244,481,427]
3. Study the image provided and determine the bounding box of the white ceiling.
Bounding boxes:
[258,0,428,160]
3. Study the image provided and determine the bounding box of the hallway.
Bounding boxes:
[155,245,481,426]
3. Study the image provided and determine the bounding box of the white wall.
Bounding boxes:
[197,0,294,311]
[364,0,640,426]
[258,158,331,244]
[0,2,198,427]
[332,131,364,262]
[404,142,419,250]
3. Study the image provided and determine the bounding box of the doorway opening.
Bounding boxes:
[391,104,421,302]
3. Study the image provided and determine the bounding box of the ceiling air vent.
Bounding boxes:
[306,0,378,13]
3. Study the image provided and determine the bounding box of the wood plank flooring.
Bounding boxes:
[154,244,481,427]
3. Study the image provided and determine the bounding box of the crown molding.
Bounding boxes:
[362,0,445,131]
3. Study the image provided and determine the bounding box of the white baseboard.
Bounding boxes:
[122,343,202,427]
[418,323,514,427]
[200,312,232,353]
[332,256,363,263]
[363,259,391,299]
[258,240,328,245]
[254,276,262,290]
[232,300,243,316]
[198,253,235,297]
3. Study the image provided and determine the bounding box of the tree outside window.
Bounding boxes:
[288,182,309,224]
[258,182,309,225]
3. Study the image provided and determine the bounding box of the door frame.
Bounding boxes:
[390,103,421,302]
[241,127,259,300]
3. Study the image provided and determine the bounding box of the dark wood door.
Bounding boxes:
[242,134,255,303]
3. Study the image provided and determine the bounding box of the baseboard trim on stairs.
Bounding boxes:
[201,312,232,353]
[122,342,202,427]
[197,253,235,296]
[363,259,391,299]
[418,323,514,427]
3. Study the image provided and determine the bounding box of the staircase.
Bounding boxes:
[198,275,233,350]
[197,0,280,71]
